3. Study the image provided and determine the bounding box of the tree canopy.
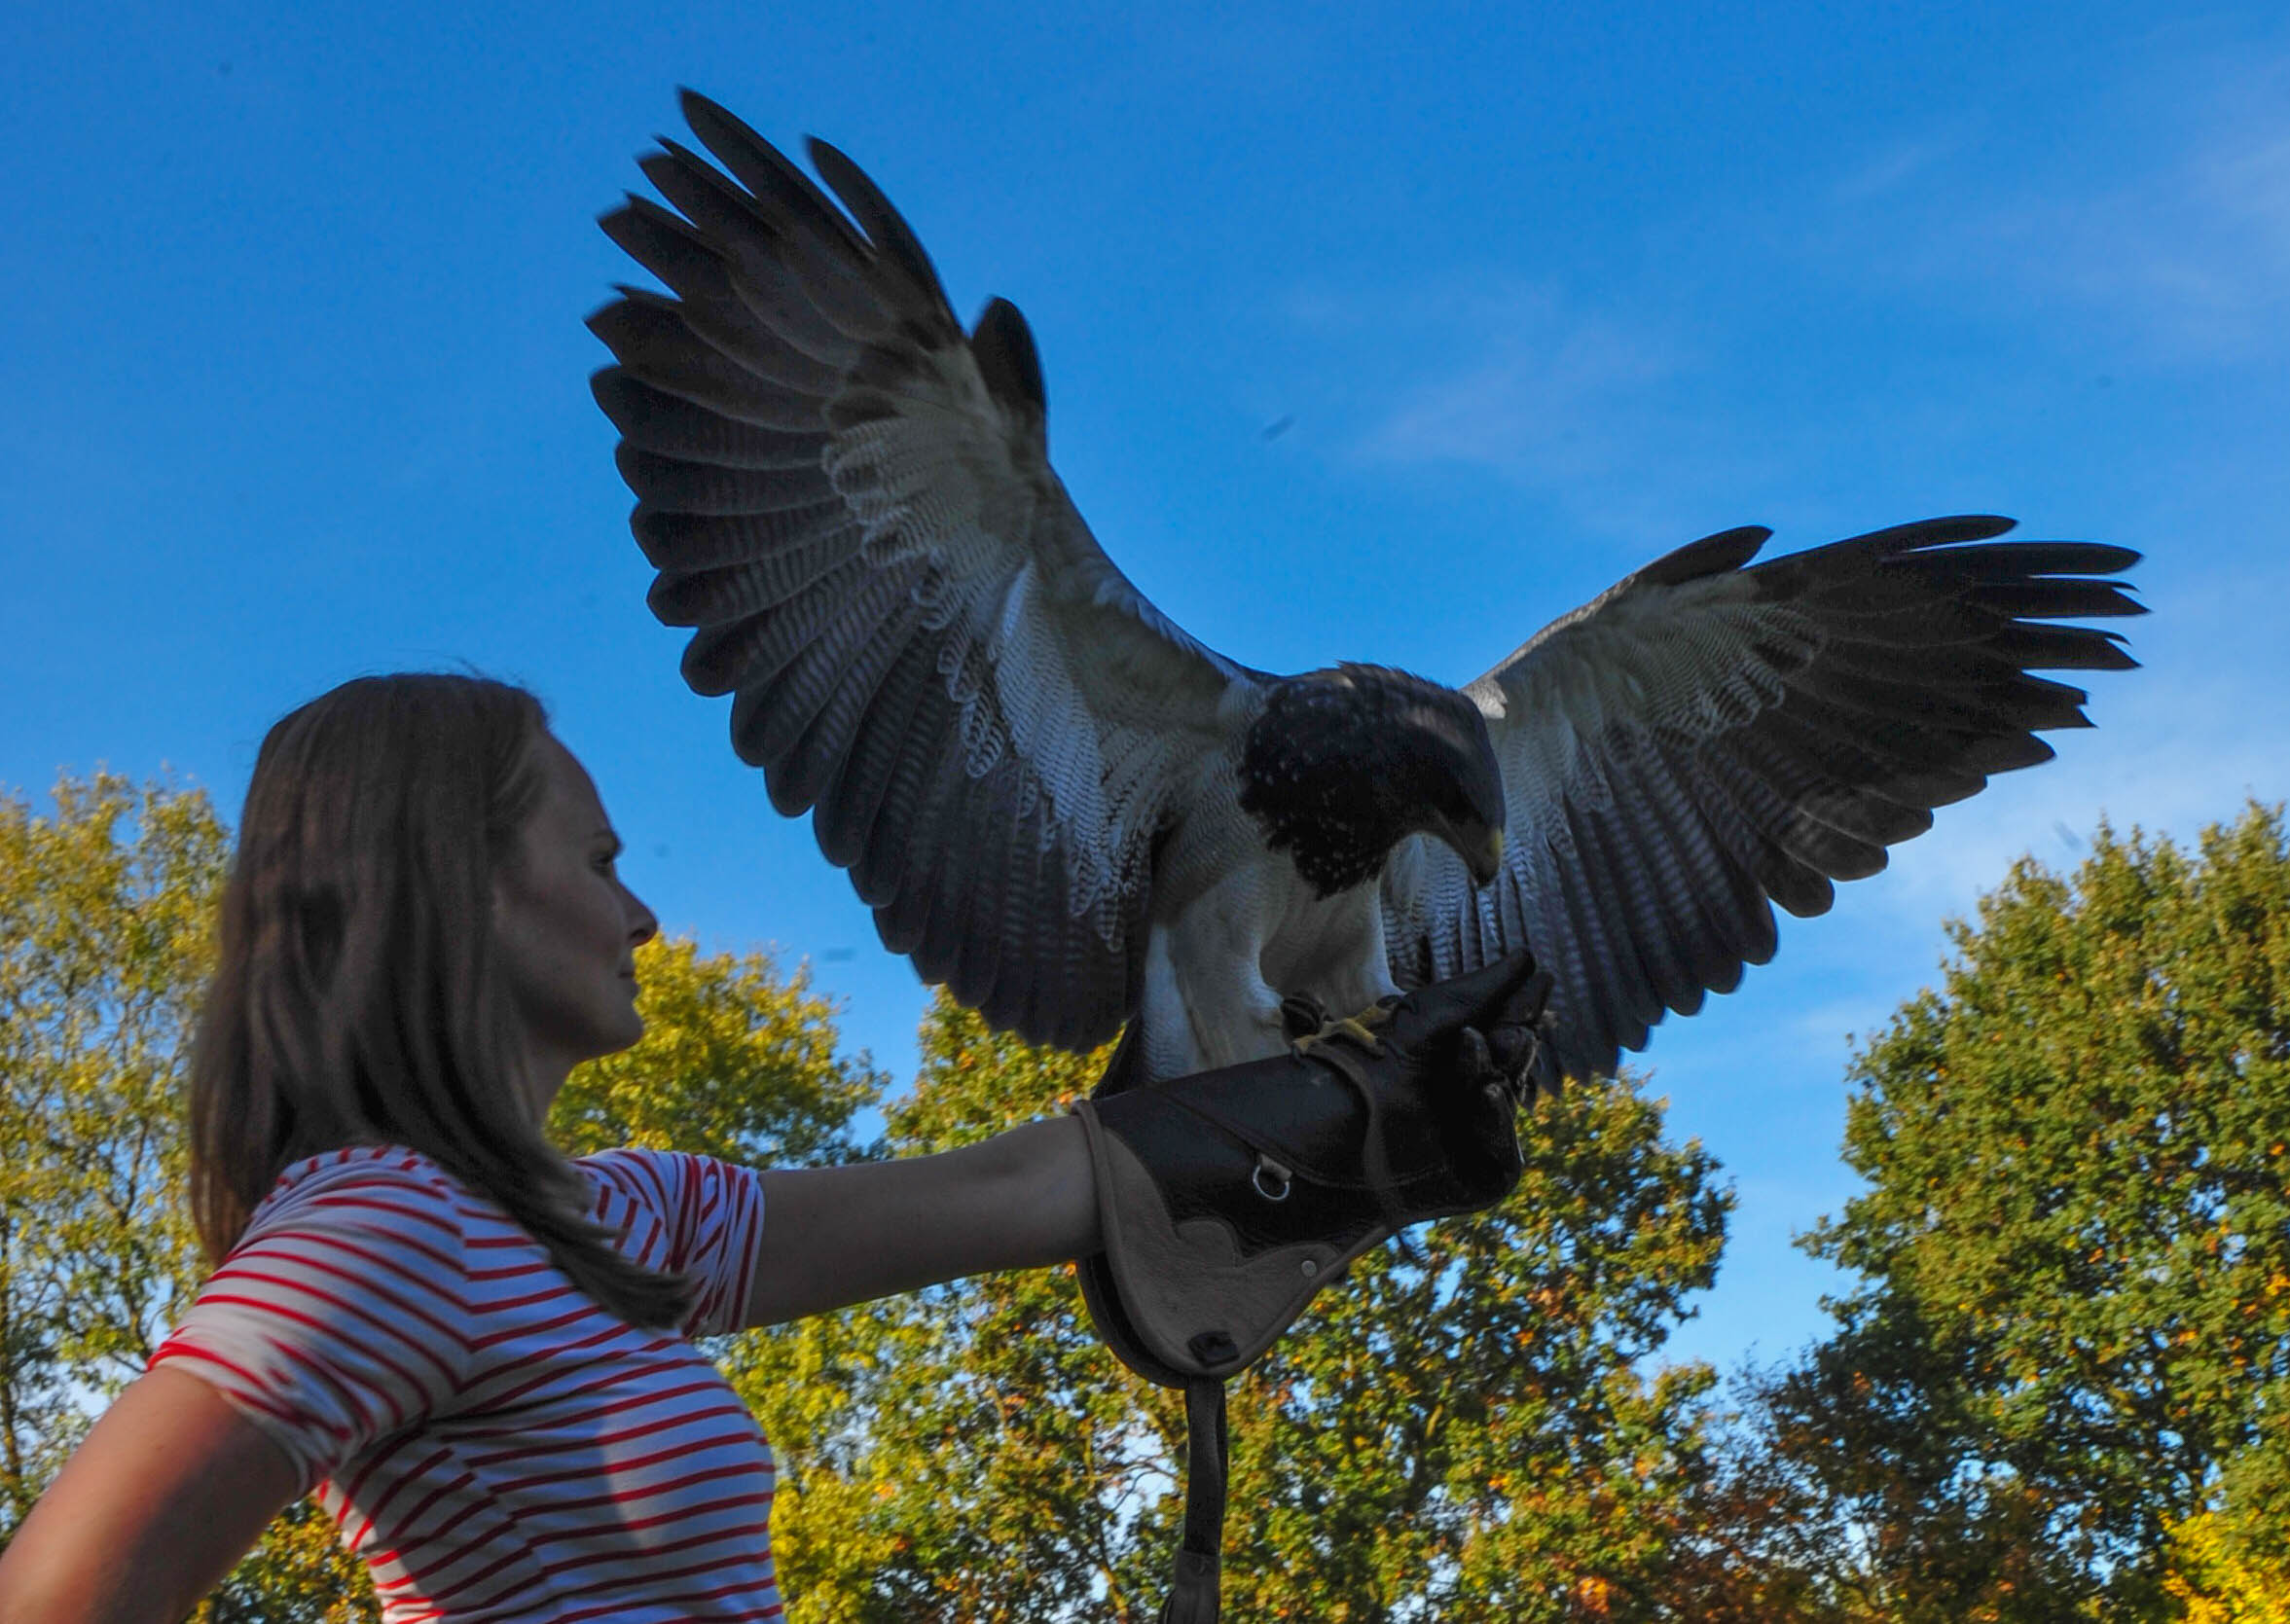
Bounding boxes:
[0,776,224,1536]
[1765,804,2290,1619]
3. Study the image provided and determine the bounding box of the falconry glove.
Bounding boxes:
[1072,951,1553,1622]
[1073,950,1550,1386]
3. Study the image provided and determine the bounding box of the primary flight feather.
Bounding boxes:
[591,91,2144,1090]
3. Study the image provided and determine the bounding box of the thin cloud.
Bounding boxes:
[1358,281,1679,480]
[1831,131,1971,204]
[1277,272,1771,538]
[2005,132,2290,360]
[1824,48,2290,363]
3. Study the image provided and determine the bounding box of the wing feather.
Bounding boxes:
[874,745,971,956]
[615,449,842,517]
[1385,515,2142,1082]
[605,194,848,393]
[781,592,930,816]
[590,296,825,430]
[594,372,826,473]
[1618,733,1736,1005]
[745,561,929,786]
[595,94,1258,1050]
[954,774,1034,1012]
[818,633,950,879]
[859,673,968,913]
[634,503,848,576]
[638,137,885,348]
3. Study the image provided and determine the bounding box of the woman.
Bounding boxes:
[0,673,1535,1622]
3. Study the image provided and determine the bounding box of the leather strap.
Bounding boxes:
[1159,1379,1228,1624]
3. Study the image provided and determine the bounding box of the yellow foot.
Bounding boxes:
[1291,998,1399,1058]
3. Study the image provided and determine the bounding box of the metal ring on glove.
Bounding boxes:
[1252,1157,1292,1202]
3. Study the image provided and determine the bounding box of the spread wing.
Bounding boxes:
[1381,516,2143,1084]
[590,91,1256,1051]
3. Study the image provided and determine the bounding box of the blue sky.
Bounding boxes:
[7,1,2287,1376]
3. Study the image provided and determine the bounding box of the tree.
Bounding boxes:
[0,775,351,1621]
[1217,1072,1728,1623]
[748,993,1735,1622]
[0,775,226,1534]
[550,936,884,1168]
[1769,804,2290,1619]
[1639,1388,1886,1624]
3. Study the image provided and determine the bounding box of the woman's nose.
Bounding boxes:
[625,887,659,946]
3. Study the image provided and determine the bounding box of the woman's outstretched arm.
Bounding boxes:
[745,1115,1099,1327]
[0,1365,300,1624]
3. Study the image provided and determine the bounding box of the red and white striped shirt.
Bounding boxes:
[152,1144,779,1622]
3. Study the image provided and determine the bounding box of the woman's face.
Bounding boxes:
[491,733,658,1102]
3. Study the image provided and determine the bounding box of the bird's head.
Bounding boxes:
[1381,673,1507,885]
[1240,665,1507,896]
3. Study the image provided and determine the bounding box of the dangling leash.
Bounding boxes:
[1162,1380,1228,1624]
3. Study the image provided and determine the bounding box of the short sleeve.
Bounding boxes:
[150,1154,477,1496]
[581,1149,767,1337]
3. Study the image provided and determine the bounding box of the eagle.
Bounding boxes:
[589,91,2142,1090]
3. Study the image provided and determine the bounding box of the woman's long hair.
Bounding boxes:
[188,673,693,1327]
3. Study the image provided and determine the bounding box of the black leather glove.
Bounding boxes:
[1416,954,1556,1208]
[1073,951,1553,1388]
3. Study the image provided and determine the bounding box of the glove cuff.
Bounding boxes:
[1074,1035,1431,1386]
[1073,1089,1386,1385]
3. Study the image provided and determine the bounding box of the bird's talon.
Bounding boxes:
[1278,993,1330,1045]
[1291,1005,1394,1057]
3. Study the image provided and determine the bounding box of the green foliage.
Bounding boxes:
[2164,1498,2290,1624]
[550,934,886,1166]
[0,775,226,1530]
[736,993,1735,1622]
[194,1499,380,1624]
[1773,804,2290,1620]
[1219,1071,1727,1623]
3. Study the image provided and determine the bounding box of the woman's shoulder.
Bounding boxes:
[574,1147,766,1330]
[574,1145,715,1226]
[573,1146,757,1222]
[243,1144,472,1244]
[573,1143,698,1188]
[243,1143,748,1252]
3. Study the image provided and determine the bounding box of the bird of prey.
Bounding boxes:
[589,92,2143,1090]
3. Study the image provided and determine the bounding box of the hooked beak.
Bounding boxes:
[1468,824,1506,886]
[1432,816,1507,887]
